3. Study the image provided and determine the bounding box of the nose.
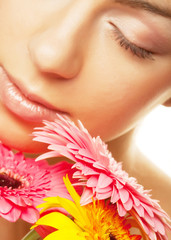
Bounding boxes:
[28,2,95,79]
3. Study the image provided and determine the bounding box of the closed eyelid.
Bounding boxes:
[109,22,154,60]
[105,7,171,55]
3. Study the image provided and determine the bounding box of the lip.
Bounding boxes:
[0,67,66,122]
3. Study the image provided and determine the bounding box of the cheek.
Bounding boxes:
[72,43,171,141]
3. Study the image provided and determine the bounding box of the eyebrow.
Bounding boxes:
[115,0,171,19]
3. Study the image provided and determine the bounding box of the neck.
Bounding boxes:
[107,129,137,173]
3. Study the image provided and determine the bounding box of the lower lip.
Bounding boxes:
[0,67,62,122]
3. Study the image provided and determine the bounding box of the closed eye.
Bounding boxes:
[109,22,155,60]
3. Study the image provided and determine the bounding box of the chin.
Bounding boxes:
[1,136,47,154]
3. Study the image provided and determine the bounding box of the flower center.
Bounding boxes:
[0,173,22,189]
[109,233,117,240]
[84,201,141,240]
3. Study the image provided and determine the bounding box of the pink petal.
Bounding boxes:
[119,188,130,204]
[96,186,112,194]
[73,170,84,179]
[78,148,95,161]
[96,154,110,169]
[148,230,157,240]
[36,151,61,161]
[0,198,12,214]
[93,161,108,171]
[123,197,133,211]
[137,217,150,235]
[0,207,21,222]
[111,185,120,203]
[131,193,141,206]
[67,143,80,150]
[134,204,145,217]
[141,203,154,218]
[21,207,39,223]
[143,211,155,228]
[33,115,171,239]
[153,216,166,236]
[87,176,98,188]
[80,165,98,175]
[6,196,26,207]
[96,191,112,200]
[97,173,113,189]
[49,145,75,160]
[116,180,124,190]
[117,201,127,217]
[23,197,34,206]
[0,143,78,223]
[75,155,94,164]
[80,187,94,205]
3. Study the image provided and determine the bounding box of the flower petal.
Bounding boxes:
[96,191,112,199]
[111,185,120,204]
[134,204,145,217]
[0,206,21,222]
[56,197,82,222]
[123,197,133,211]
[0,143,75,223]
[153,216,166,236]
[33,115,171,240]
[0,198,12,214]
[97,173,113,189]
[6,196,27,207]
[44,229,85,240]
[119,188,130,204]
[36,212,81,231]
[87,176,98,188]
[21,207,39,223]
[117,201,127,217]
[80,187,94,205]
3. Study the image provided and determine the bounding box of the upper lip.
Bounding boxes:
[6,70,64,113]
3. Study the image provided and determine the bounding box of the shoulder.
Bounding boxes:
[125,148,171,218]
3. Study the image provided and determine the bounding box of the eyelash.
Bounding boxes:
[111,24,154,60]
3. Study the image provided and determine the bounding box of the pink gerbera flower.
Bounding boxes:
[33,115,171,240]
[0,143,74,223]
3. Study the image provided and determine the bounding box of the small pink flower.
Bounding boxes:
[0,143,74,223]
[33,115,171,240]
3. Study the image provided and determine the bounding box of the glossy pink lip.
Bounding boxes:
[0,67,65,122]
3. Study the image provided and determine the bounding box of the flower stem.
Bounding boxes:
[21,229,42,240]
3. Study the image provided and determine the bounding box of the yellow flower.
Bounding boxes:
[33,176,141,240]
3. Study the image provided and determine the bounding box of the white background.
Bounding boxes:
[135,105,171,177]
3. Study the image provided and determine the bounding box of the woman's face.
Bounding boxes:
[0,0,171,152]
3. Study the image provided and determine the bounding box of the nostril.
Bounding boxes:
[40,72,71,81]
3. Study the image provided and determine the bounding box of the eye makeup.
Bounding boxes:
[109,22,154,60]
[105,5,171,60]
